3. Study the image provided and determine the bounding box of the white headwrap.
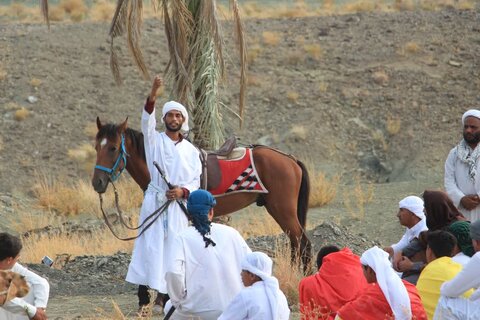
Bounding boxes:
[399,196,425,220]
[161,100,189,131]
[462,109,480,124]
[241,252,280,320]
[361,246,412,320]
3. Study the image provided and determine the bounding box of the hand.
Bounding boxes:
[149,75,164,102]
[383,247,394,256]
[397,256,414,272]
[392,251,403,271]
[32,308,47,320]
[165,187,184,201]
[460,195,480,211]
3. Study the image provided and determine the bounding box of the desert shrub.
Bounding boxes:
[14,107,30,121]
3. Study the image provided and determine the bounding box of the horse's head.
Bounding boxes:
[92,117,128,193]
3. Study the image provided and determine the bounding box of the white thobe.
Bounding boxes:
[441,252,480,299]
[452,252,471,267]
[391,219,428,253]
[126,109,202,293]
[164,223,251,320]
[445,147,480,222]
[218,281,291,320]
[0,263,50,319]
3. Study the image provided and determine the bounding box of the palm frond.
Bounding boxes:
[127,0,149,80]
[231,0,247,128]
[109,0,129,84]
[40,0,50,29]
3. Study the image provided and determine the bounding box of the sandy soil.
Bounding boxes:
[1,5,480,318]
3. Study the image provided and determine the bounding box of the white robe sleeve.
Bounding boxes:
[12,263,49,308]
[441,253,480,298]
[165,236,187,307]
[277,291,291,320]
[445,148,465,207]
[218,291,248,320]
[2,298,37,318]
[391,231,409,253]
[141,108,158,174]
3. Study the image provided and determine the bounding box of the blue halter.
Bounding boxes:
[95,134,128,182]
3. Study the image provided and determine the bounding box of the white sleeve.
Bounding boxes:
[391,231,409,253]
[12,263,49,308]
[165,236,186,307]
[218,292,248,320]
[141,108,157,172]
[445,148,464,207]
[2,298,37,318]
[441,254,480,297]
[277,291,291,320]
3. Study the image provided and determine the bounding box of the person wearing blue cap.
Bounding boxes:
[164,189,251,320]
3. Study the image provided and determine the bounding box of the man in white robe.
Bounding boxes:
[126,75,202,312]
[445,109,480,222]
[0,233,49,320]
[218,251,290,320]
[435,220,480,319]
[164,190,251,320]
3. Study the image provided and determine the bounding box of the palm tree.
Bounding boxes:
[43,0,246,149]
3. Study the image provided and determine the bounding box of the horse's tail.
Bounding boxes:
[296,160,310,228]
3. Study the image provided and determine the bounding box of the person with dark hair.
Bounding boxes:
[164,190,251,319]
[299,246,367,319]
[435,220,480,319]
[423,190,465,231]
[416,230,473,318]
[0,233,49,320]
[445,109,480,222]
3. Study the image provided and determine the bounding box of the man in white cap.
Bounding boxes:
[336,246,426,320]
[434,220,480,319]
[384,196,428,274]
[445,109,480,222]
[126,75,202,315]
[218,251,290,320]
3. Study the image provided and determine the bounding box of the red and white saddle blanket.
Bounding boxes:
[210,148,268,196]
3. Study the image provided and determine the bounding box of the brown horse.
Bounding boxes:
[92,118,311,268]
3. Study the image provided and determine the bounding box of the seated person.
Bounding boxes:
[423,190,466,231]
[394,231,428,285]
[0,233,49,320]
[448,221,474,266]
[218,251,290,320]
[298,246,367,319]
[435,220,480,319]
[336,246,427,320]
[416,230,473,319]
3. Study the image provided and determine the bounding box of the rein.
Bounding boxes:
[95,134,128,182]
[98,180,172,241]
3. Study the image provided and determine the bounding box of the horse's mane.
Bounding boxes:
[96,124,146,161]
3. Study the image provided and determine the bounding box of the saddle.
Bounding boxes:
[199,136,240,190]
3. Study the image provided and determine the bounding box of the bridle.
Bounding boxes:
[94,133,128,182]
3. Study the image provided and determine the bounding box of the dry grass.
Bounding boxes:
[304,44,323,60]
[344,177,375,220]
[290,125,307,141]
[287,91,299,104]
[286,51,305,65]
[372,70,389,86]
[90,0,115,21]
[309,169,339,208]
[231,206,283,239]
[30,78,42,87]
[48,5,66,22]
[0,136,3,152]
[32,175,143,217]
[318,81,329,93]
[20,228,134,264]
[247,45,262,64]
[386,116,401,135]
[372,129,388,151]
[262,31,281,46]
[14,107,30,121]
[68,143,96,172]
[0,65,7,81]
[84,122,99,139]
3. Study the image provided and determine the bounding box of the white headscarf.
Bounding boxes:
[241,252,279,320]
[361,246,412,320]
[399,196,425,220]
[161,100,189,131]
[462,109,480,124]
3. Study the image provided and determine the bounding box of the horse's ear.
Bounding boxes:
[118,117,128,133]
[96,117,103,131]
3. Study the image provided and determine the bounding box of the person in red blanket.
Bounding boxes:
[336,246,427,320]
[298,246,368,319]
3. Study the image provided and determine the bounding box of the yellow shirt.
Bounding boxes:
[416,256,473,319]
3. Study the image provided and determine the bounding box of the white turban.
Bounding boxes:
[462,109,480,124]
[161,100,189,131]
[399,195,425,220]
[241,252,280,320]
[361,246,412,320]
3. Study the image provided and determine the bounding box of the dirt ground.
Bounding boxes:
[1,5,480,318]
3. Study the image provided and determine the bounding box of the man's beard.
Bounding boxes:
[463,131,480,145]
[165,122,182,132]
